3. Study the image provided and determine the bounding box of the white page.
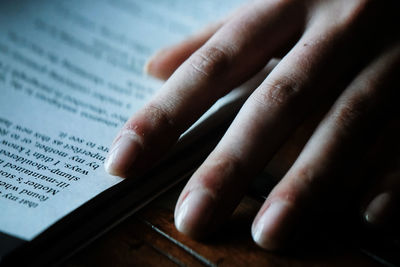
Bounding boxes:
[0,0,246,241]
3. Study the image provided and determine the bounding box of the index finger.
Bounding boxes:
[105,0,305,177]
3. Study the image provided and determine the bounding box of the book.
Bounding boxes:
[0,0,272,265]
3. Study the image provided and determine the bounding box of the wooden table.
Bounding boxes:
[63,182,380,267]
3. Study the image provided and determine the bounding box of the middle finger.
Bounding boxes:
[173,2,372,237]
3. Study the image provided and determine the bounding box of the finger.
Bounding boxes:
[144,21,224,80]
[144,0,298,82]
[251,44,400,250]
[364,170,400,226]
[172,1,372,238]
[364,120,400,225]
[105,0,305,177]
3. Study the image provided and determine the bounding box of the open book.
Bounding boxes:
[0,0,274,265]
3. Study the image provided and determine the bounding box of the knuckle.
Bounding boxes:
[123,119,145,138]
[144,103,175,130]
[187,45,231,78]
[294,165,317,189]
[273,166,319,205]
[125,103,175,139]
[331,97,368,132]
[269,188,300,210]
[253,76,301,107]
[198,153,242,195]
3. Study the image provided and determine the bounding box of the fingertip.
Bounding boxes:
[143,49,171,80]
[174,189,215,238]
[143,56,153,76]
[251,200,294,250]
[364,192,393,225]
[104,130,143,177]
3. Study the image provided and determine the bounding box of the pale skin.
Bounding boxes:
[105,0,400,249]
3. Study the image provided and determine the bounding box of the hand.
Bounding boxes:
[105,0,400,250]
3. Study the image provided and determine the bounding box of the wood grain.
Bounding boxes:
[64,184,379,267]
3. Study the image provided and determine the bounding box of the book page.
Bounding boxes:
[0,0,244,241]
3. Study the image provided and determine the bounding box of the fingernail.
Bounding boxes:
[143,56,154,75]
[252,201,292,250]
[104,130,142,177]
[364,192,393,225]
[143,49,164,76]
[175,189,214,237]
